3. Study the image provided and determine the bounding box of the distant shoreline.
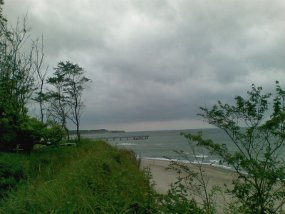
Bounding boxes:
[69,129,126,134]
[74,127,222,135]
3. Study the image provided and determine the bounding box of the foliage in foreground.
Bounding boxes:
[165,150,221,214]
[157,182,208,214]
[0,140,156,213]
[185,82,285,213]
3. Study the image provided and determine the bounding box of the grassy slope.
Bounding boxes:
[0,140,154,213]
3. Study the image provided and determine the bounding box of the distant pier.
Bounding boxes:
[98,135,149,141]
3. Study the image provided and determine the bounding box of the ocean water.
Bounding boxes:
[82,128,233,167]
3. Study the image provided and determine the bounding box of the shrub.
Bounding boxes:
[158,183,206,214]
[187,82,285,213]
[42,122,66,146]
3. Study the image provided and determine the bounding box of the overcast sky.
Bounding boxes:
[4,0,285,131]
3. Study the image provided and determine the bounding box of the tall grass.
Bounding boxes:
[0,139,155,213]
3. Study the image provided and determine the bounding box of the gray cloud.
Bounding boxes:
[4,0,285,131]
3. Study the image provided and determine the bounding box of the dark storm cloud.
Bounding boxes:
[4,0,285,130]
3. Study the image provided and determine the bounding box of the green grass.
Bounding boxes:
[0,139,155,213]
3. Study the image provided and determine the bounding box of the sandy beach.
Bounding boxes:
[141,158,236,193]
[141,158,237,212]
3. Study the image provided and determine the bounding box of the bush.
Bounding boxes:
[187,82,285,213]
[157,184,206,214]
[42,121,66,146]
[0,115,36,152]
[0,116,65,152]
[17,117,47,152]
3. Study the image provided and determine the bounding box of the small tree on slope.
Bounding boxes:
[185,82,285,214]
[47,61,90,142]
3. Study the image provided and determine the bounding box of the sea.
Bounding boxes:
[82,128,234,169]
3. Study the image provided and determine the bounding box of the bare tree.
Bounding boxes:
[33,35,48,123]
[0,15,36,115]
[0,5,50,151]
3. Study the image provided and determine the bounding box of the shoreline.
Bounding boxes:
[140,157,237,213]
[141,156,234,171]
[140,157,236,195]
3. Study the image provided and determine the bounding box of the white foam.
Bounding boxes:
[142,157,233,170]
[117,143,136,146]
[195,154,208,158]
